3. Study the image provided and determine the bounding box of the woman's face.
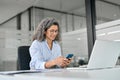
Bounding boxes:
[45,25,58,41]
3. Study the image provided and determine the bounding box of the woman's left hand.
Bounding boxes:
[60,58,72,67]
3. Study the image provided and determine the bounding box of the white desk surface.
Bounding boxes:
[0,67,120,80]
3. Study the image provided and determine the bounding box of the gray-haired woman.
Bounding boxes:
[29,17,71,69]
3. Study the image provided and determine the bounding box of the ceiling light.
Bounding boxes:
[97,33,106,36]
[77,38,81,40]
[107,30,120,35]
[114,40,120,42]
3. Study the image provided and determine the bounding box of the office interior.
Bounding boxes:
[0,0,120,71]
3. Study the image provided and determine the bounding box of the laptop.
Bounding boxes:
[86,40,120,69]
[67,40,120,70]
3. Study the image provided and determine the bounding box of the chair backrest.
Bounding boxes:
[17,46,31,70]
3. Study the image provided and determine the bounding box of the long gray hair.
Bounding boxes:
[32,17,61,42]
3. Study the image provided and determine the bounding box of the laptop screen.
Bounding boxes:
[87,40,120,69]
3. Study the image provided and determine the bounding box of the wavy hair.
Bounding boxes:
[32,17,61,42]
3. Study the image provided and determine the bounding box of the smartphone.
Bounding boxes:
[66,54,74,59]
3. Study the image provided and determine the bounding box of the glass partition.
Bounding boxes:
[96,0,120,24]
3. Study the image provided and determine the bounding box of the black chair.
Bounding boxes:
[17,46,31,70]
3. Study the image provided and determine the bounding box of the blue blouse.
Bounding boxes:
[29,40,61,69]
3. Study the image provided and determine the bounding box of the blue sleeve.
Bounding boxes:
[29,40,45,69]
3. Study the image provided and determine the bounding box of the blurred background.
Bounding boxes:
[0,0,120,71]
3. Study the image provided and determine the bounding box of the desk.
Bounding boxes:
[0,67,120,80]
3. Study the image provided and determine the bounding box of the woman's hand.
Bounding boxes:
[54,56,72,68]
[45,56,72,69]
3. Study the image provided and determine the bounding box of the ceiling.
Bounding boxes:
[0,0,120,25]
[0,0,34,24]
[0,0,84,25]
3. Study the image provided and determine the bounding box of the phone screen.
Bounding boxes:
[66,54,73,59]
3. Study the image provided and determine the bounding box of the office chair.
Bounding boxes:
[17,46,31,70]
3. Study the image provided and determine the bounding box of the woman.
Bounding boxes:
[29,17,71,69]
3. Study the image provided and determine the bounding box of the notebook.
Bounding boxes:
[86,40,120,70]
